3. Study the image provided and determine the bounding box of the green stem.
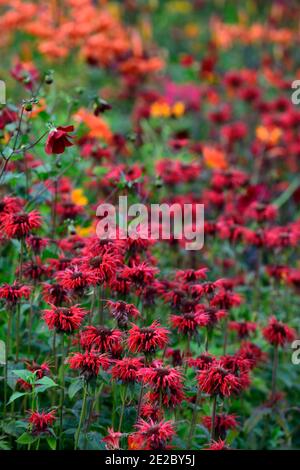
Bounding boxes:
[74,382,88,450]
[59,335,65,449]
[3,310,12,418]
[211,395,217,442]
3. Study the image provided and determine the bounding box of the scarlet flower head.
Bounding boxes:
[45,125,74,154]
[170,312,199,337]
[111,357,143,383]
[28,410,56,435]
[1,210,41,239]
[0,281,31,307]
[229,320,257,339]
[102,428,122,450]
[206,438,229,450]
[203,413,238,440]
[121,262,159,287]
[57,265,98,293]
[132,418,175,450]
[42,283,70,306]
[80,325,123,353]
[43,305,87,333]
[197,361,245,398]
[263,317,296,347]
[106,300,140,328]
[69,351,110,380]
[128,321,169,354]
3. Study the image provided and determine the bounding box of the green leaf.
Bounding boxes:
[12,369,35,383]
[46,436,57,450]
[68,378,83,399]
[16,432,37,445]
[2,147,14,159]
[7,391,27,405]
[35,376,58,393]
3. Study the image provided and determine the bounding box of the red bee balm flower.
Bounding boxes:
[43,305,87,333]
[263,317,296,347]
[45,125,74,154]
[0,282,30,306]
[111,357,143,382]
[197,361,244,397]
[132,419,175,450]
[69,351,110,380]
[1,210,41,239]
[28,410,56,435]
[102,428,122,450]
[80,326,122,352]
[128,321,169,354]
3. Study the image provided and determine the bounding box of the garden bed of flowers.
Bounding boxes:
[0,0,300,451]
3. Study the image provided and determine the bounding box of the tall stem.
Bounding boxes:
[188,388,201,444]
[3,310,12,417]
[58,335,65,449]
[118,385,128,432]
[271,345,279,401]
[74,382,88,450]
[211,395,217,441]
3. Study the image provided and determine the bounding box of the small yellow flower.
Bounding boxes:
[256,126,282,146]
[167,1,192,14]
[71,189,88,207]
[150,101,171,118]
[172,101,185,118]
[184,23,199,39]
[76,225,94,237]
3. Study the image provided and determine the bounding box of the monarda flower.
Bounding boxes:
[0,282,30,307]
[43,305,87,333]
[229,320,257,339]
[197,361,244,398]
[138,365,182,391]
[202,414,238,440]
[69,351,110,380]
[238,341,266,369]
[188,353,215,370]
[80,326,123,352]
[131,419,175,450]
[175,268,208,283]
[81,253,117,283]
[195,306,227,328]
[42,283,70,306]
[57,265,98,293]
[121,262,159,287]
[106,300,140,328]
[263,317,296,347]
[1,210,41,239]
[206,438,229,450]
[28,410,56,435]
[111,357,143,383]
[26,235,48,254]
[45,125,74,154]
[128,321,169,354]
[102,428,122,450]
[170,312,199,336]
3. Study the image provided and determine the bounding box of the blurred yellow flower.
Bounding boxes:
[172,101,185,118]
[184,23,199,38]
[150,101,171,118]
[256,126,282,146]
[76,225,94,237]
[203,146,228,170]
[168,1,192,14]
[71,189,88,207]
